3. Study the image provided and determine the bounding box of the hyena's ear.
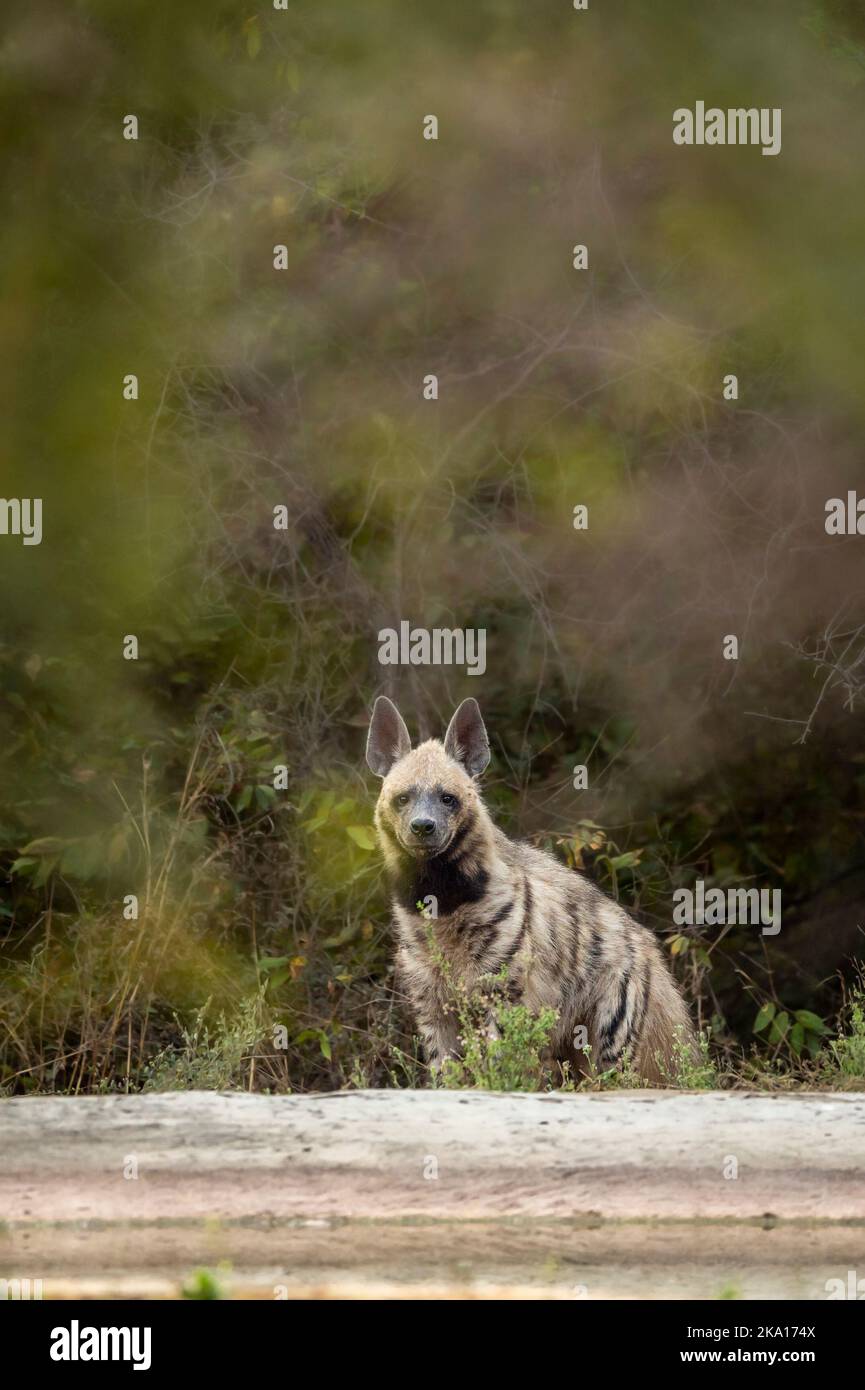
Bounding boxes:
[444,698,490,778]
[366,696,412,777]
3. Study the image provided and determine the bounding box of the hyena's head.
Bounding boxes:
[365,696,490,861]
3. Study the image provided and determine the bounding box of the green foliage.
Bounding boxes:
[579,1026,715,1091]
[426,945,558,1091]
[181,1267,227,1301]
[438,995,559,1093]
[821,986,865,1080]
[665,1028,716,1091]
[579,1045,646,1092]
[142,994,266,1092]
[753,1002,828,1058]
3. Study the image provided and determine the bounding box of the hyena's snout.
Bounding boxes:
[405,802,449,852]
[399,788,458,854]
[410,816,436,839]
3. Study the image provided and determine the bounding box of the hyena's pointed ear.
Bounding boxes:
[444,698,490,778]
[366,696,412,777]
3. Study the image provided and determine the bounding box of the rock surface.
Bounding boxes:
[2,1089,864,1298]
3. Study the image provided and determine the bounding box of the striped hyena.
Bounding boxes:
[366,696,694,1083]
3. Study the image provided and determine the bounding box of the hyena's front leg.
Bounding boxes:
[425,977,505,1067]
[397,947,461,1073]
[476,968,521,1044]
[415,995,461,1073]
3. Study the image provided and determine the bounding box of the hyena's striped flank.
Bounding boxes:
[366,696,694,1083]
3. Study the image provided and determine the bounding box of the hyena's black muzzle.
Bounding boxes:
[410,816,437,839]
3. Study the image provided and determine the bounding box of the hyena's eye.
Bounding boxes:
[440,793,457,807]
[394,793,410,807]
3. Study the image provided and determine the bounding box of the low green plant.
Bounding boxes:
[821,984,865,1081]
[142,992,266,1092]
[579,1043,645,1090]
[438,996,559,1091]
[426,945,558,1091]
[664,1025,716,1089]
[181,1267,227,1300]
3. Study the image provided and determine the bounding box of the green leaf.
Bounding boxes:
[61,837,104,880]
[10,857,37,876]
[257,955,291,973]
[769,1011,789,1044]
[346,825,376,850]
[790,1023,805,1055]
[296,1027,334,1060]
[33,856,59,888]
[20,837,69,857]
[608,850,642,871]
[753,1002,776,1034]
[794,1010,828,1035]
